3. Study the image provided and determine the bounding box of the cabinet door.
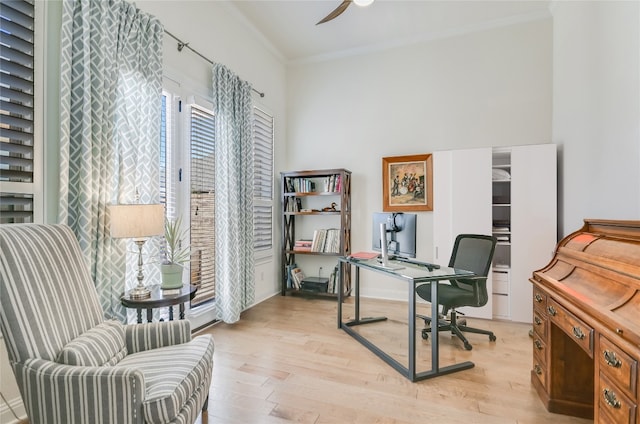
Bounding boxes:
[433,148,493,319]
[510,144,557,323]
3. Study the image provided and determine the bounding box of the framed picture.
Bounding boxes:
[382,153,433,212]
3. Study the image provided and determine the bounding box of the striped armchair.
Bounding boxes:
[0,224,214,424]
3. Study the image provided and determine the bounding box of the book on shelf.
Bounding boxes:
[294,239,312,251]
[327,265,339,294]
[291,267,305,289]
[286,177,316,193]
[286,263,297,289]
[322,174,342,193]
[310,228,341,253]
[286,197,303,212]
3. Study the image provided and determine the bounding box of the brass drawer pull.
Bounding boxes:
[572,326,585,340]
[603,388,621,409]
[534,364,542,375]
[547,305,557,316]
[534,316,542,326]
[534,293,543,303]
[534,340,543,350]
[603,350,622,368]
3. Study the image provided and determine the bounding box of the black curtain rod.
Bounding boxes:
[164,29,265,98]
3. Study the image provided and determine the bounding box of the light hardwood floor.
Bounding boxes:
[197,295,592,424]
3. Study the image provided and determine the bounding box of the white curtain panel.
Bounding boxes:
[58,0,163,321]
[212,63,256,323]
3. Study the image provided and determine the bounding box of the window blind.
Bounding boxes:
[0,0,35,223]
[190,105,216,307]
[253,106,273,252]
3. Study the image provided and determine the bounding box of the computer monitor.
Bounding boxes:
[372,212,417,259]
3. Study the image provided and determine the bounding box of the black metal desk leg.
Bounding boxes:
[136,308,143,324]
[409,282,416,379]
[355,266,360,321]
[337,262,343,328]
[146,308,153,323]
[169,306,174,320]
[431,280,439,373]
[179,303,185,320]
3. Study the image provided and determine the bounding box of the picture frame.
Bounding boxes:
[382,153,433,212]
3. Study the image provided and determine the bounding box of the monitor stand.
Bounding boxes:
[379,223,404,270]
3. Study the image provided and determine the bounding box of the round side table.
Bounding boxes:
[121,284,198,323]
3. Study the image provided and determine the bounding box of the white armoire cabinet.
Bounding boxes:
[433,144,557,323]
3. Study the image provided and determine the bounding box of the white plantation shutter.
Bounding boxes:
[190,105,216,306]
[0,0,36,223]
[253,106,273,253]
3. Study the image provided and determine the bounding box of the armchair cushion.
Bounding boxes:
[116,335,214,424]
[56,320,127,367]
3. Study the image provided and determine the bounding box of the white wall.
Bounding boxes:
[552,1,640,236]
[286,18,553,298]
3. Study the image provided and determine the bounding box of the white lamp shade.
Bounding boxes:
[109,204,165,239]
[354,0,374,7]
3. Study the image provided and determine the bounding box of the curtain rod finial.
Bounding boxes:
[177,42,188,52]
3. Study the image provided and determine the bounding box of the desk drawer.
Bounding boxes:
[533,335,547,364]
[533,310,547,340]
[547,298,593,357]
[532,357,546,388]
[598,372,637,424]
[599,335,638,398]
[533,286,547,313]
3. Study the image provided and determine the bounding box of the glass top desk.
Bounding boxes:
[337,256,475,382]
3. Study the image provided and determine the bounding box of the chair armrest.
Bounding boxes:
[454,276,488,305]
[124,320,191,354]
[13,358,145,424]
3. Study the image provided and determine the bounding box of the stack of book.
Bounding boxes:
[294,239,312,252]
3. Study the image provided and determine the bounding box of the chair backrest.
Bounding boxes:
[448,234,497,307]
[0,224,105,364]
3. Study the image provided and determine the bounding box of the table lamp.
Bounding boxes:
[109,203,165,299]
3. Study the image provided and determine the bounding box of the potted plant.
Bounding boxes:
[161,216,190,289]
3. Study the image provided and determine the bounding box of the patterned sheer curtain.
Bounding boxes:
[58,0,163,321]
[212,63,255,323]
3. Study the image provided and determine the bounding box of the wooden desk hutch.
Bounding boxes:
[530,219,640,423]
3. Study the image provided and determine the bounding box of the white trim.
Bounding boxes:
[289,9,552,66]
[219,1,286,65]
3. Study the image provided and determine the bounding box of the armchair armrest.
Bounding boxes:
[13,358,145,424]
[124,320,191,354]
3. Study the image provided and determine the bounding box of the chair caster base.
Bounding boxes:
[421,328,429,340]
[489,334,497,342]
[463,342,472,350]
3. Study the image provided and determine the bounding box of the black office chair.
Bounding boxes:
[416,234,497,350]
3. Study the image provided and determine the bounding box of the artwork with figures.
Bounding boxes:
[383,154,433,212]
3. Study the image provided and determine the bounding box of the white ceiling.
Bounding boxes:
[228,0,552,64]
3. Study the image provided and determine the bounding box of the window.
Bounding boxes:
[253,106,274,256]
[189,104,216,307]
[159,91,275,310]
[0,0,39,224]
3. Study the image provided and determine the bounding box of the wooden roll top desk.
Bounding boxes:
[530,219,640,422]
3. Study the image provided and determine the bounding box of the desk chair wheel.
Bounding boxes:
[489,334,497,342]
[464,342,472,351]
[421,328,429,340]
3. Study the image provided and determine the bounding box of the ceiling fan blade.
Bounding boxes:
[316,0,352,25]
